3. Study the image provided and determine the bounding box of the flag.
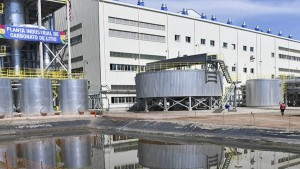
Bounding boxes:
[0,25,5,39]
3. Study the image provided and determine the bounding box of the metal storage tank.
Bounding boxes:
[61,136,91,169]
[59,79,89,114]
[138,140,223,169]
[136,70,223,98]
[0,79,13,117]
[20,79,53,116]
[246,79,282,107]
[22,140,57,168]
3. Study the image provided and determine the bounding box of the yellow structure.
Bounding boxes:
[0,3,3,14]
[0,46,6,57]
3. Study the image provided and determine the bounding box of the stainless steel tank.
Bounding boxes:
[246,79,282,107]
[136,70,223,98]
[59,79,89,114]
[138,140,223,169]
[61,136,91,169]
[0,79,13,117]
[20,79,53,116]
[4,0,25,75]
[22,140,57,168]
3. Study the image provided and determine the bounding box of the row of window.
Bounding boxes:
[109,29,166,43]
[111,85,136,91]
[279,54,300,61]
[232,67,255,73]
[114,163,141,169]
[108,16,165,31]
[110,51,166,60]
[277,154,300,164]
[279,68,300,73]
[279,46,300,54]
[110,64,146,72]
[111,97,137,104]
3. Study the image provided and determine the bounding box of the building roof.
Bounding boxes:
[104,0,300,43]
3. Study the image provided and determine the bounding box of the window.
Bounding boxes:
[243,67,247,73]
[186,36,191,43]
[271,53,275,58]
[201,39,206,45]
[110,64,146,72]
[250,47,254,52]
[210,40,215,46]
[175,35,181,42]
[223,42,228,48]
[110,51,166,60]
[231,44,236,50]
[109,29,165,43]
[111,97,136,104]
[232,66,236,72]
[243,46,247,51]
[250,68,254,73]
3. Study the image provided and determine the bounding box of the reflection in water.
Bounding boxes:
[0,134,298,169]
[138,140,223,169]
[61,136,92,169]
[22,140,57,168]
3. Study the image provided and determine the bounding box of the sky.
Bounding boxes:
[120,0,300,40]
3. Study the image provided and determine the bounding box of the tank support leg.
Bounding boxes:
[209,96,212,110]
[188,97,192,111]
[144,99,149,112]
[164,98,168,111]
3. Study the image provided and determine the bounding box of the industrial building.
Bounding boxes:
[1,0,300,112]
[49,0,300,111]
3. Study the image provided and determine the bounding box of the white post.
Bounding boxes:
[38,0,44,77]
[67,0,72,78]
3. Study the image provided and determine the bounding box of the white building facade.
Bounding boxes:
[54,0,300,111]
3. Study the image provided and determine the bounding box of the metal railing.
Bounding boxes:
[146,62,205,72]
[0,68,84,79]
[0,3,3,14]
[0,45,6,57]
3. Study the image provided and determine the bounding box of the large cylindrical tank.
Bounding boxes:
[59,79,88,114]
[4,0,25,75]
[246,79,282,107]
[136,70,223,98]
[22,140,57,169]
[20,79,53,116]
[138,140,223,169]
[61,136,91,169]
[0,79,13,117]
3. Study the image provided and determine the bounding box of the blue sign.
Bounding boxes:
[1,25,66,44]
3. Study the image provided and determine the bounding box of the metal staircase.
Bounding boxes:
[207,54,235,108]
[222,153,233,169]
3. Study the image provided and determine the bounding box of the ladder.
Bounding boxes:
[218,60,232,83]
[220,83,235,107]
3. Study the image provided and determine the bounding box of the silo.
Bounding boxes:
[22,140,57,168]
[138,140,223,169]
[59,79,88,115]
[0,79,13,117]
[20,79,53,116]
[246,79,282,107]
[61,136,91,169]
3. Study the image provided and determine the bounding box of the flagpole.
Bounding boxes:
[67,0,72,78]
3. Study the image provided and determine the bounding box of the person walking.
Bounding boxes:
[280,102,286,116]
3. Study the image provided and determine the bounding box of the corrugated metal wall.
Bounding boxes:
[54,0,101,91]
[136,70,223,98]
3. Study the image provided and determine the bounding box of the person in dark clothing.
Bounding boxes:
[280,102,286,116]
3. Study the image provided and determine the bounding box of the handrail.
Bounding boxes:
[0,68,84,79]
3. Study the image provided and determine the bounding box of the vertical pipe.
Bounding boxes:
[38,0,44,77]
[4,0,25,75]
[164,97,167,111]
[189,97,192,111]
[233,85,237,108]
[67,0,72,77]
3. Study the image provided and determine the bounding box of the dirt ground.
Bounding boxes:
[104,107,300,130]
